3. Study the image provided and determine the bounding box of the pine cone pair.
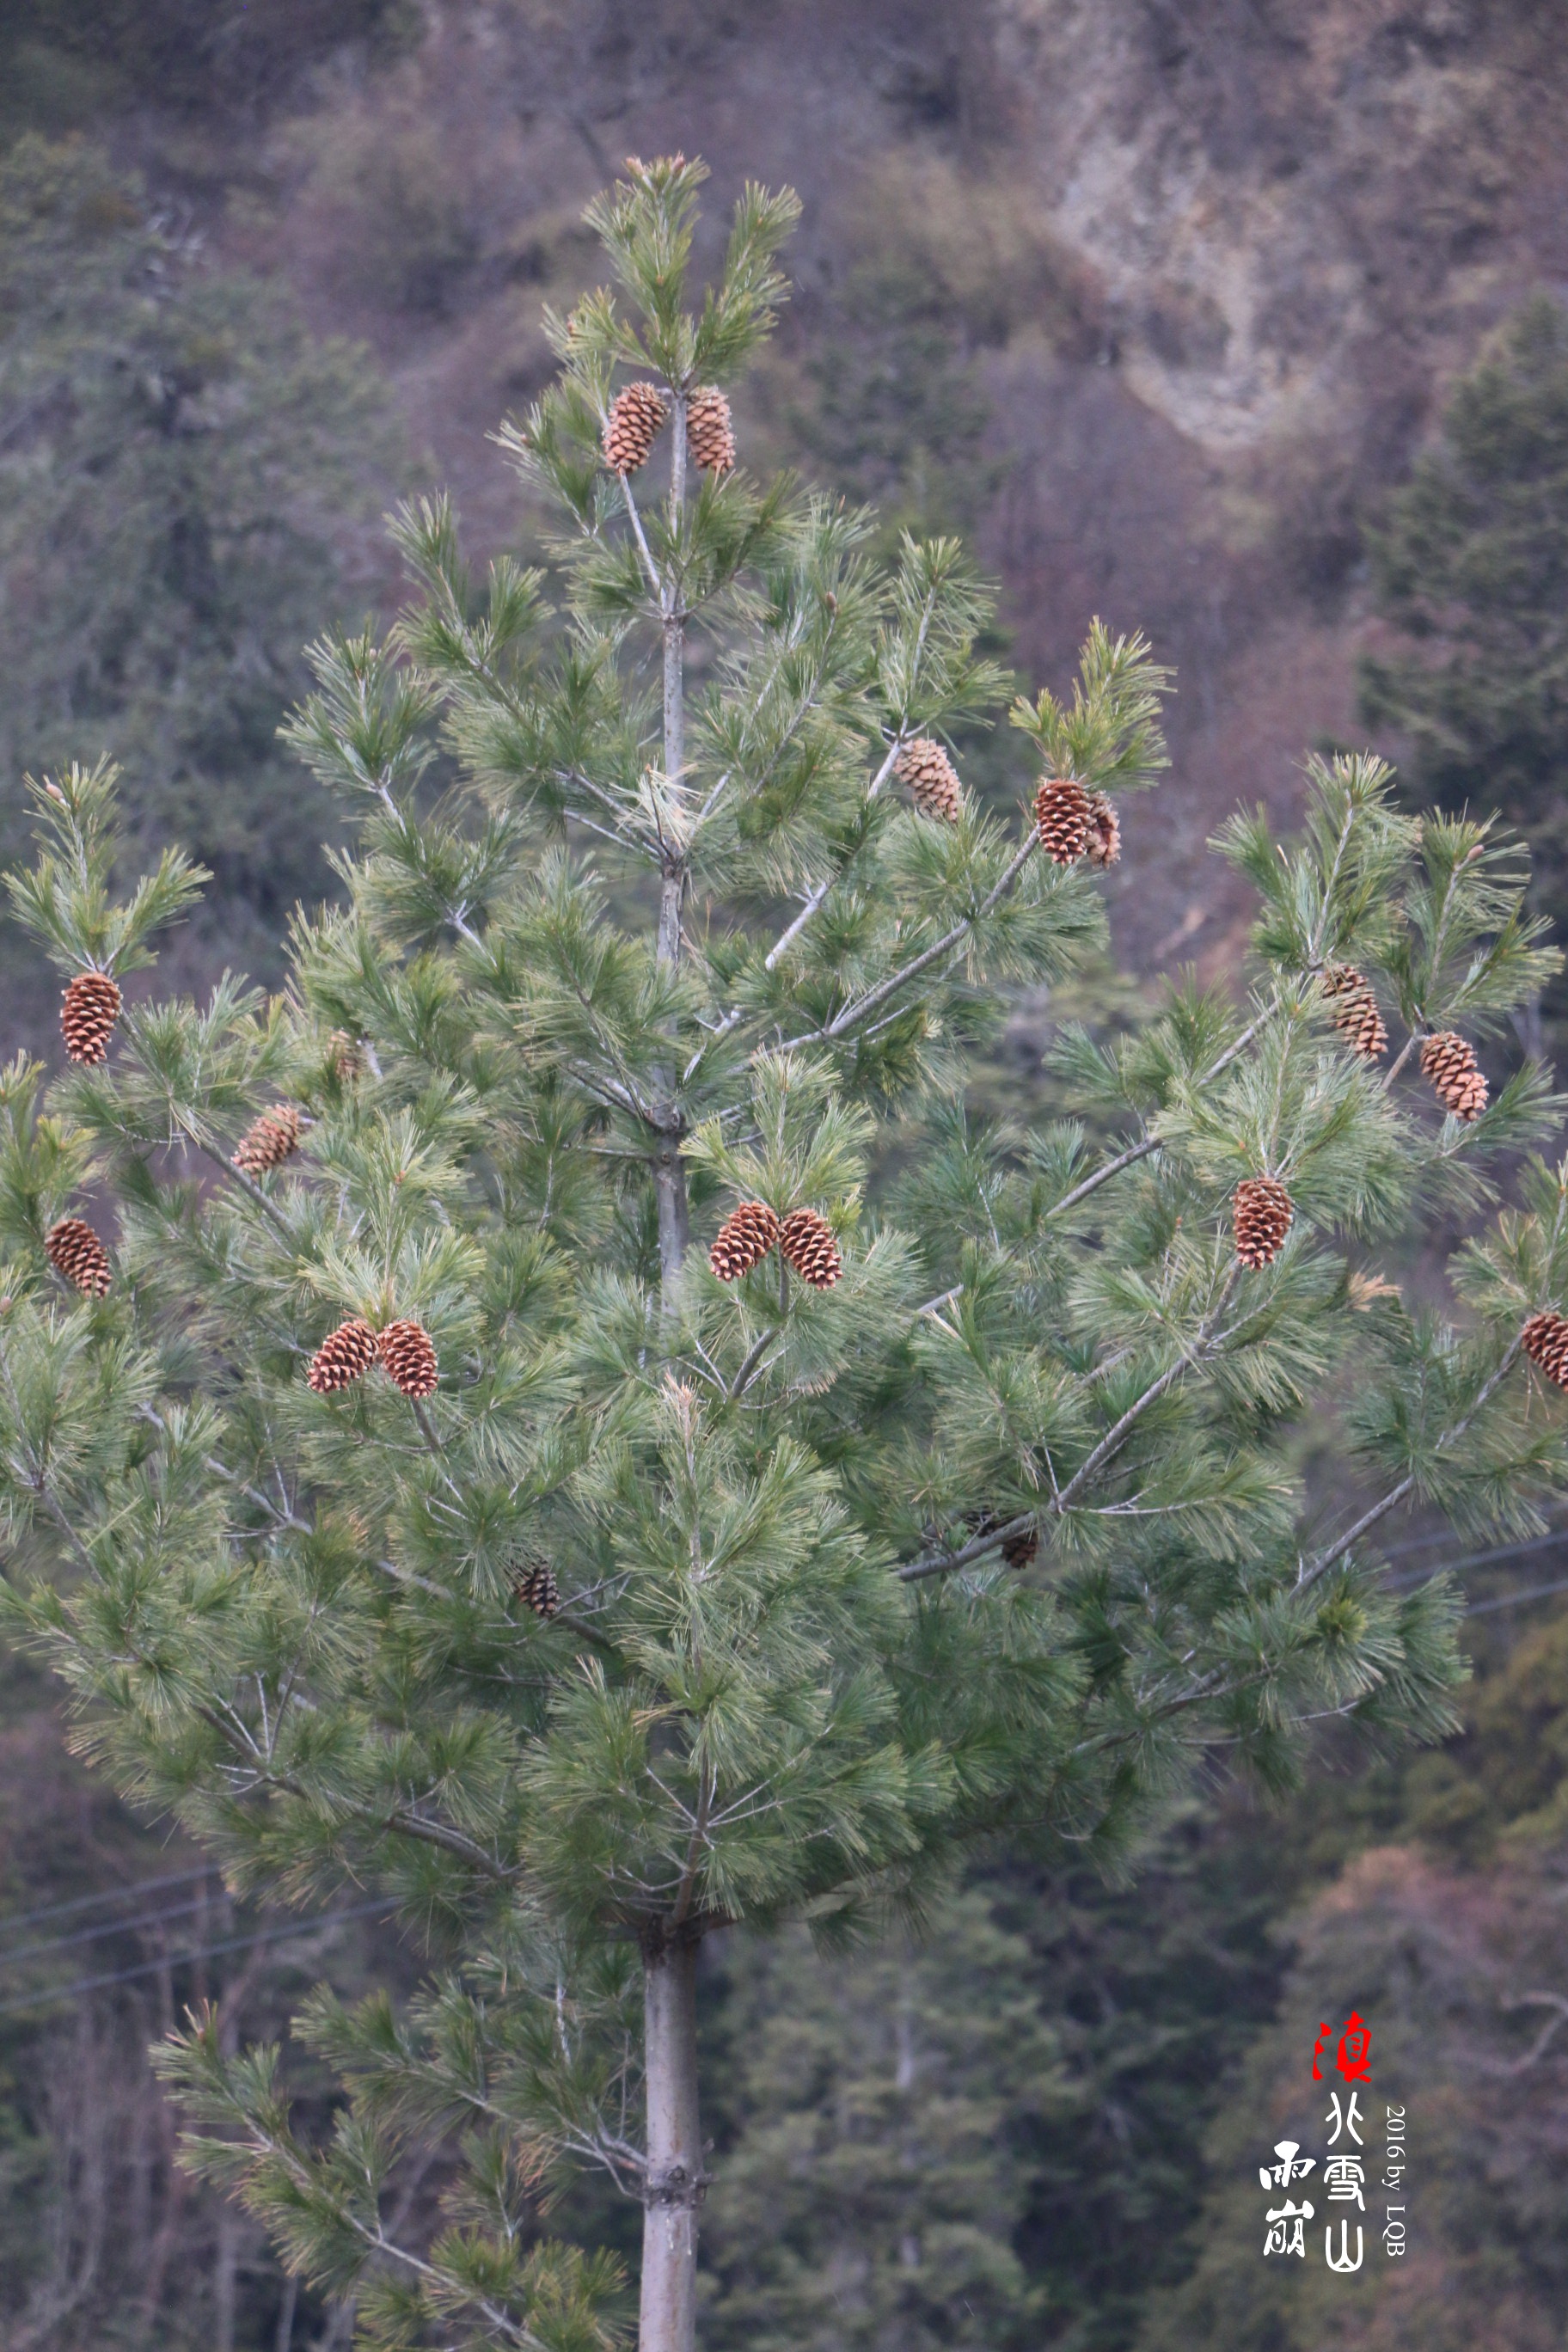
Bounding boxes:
[709,1201,842,1289]
[1084,792,1120,869]
[233,1105,303,1177]
[1233,1176,1294,1269]
[1523,1309,1568,1389]
[1420,1031,1487,1121]
[1322,965,1387,1059]
[45,1216,111,1296]
[895,738,963,825]
[307,1316,438,1399]
[60,971,121,1065]
[603,382,669,475]
[687,386,735,475]
[1034,777,1092,864]
[510,1556,561,1619]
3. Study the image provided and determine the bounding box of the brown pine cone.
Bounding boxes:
[1233,1176,1295,1269]
[378,1317,439,1400]
[710,1201,781,1281]
[779,1207,842,1289]
[45,1216,111,1296]
[1033,776,1093,865]
[1084,792,1121,869]
[1322,965,1387,1059]
[1001,1522,1039,1570]
[328,1032,365,1084]
[1420,1031,1487,1121]
[233,1105,303,1177]
[603,382,668,475]
[510,1556,561,1619]
[60,972,121,1066]
[1522,1309,1568,1390]
[307,1317,377,1394]
[686,385,736,475]
[895,737,962,824]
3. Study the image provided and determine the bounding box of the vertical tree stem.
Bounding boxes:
[657,389,690,1317]
[640,1935,702,2352]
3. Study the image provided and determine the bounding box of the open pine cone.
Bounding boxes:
[307,1318,377,1394]
[1522,1309,1568,1390]
[1420,1031,1487,1121]
[60,971,121,1065]
[1322,965,1387,1058]
[603,382,668,475]
[686,385,735,474]
[378,1317,438,1399]
[1233,1176,1294,1269]
[233,1104,303,1177]
[1033,776,1092,865]
[779,1207,842,1289]
[511,1557,561,1619]
[1084,792,1121,869]
[45,1216,111,1296]
[710,1200,781,1281]
[895,737,962,824]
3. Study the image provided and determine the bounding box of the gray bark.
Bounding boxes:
[640,1936,703,2352]
[655,388,689,1318]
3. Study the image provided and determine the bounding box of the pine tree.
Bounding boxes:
[0,156,1565,2352]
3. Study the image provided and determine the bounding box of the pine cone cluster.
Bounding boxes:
[1420,1031,1487,1121]
[307,1318,377,1394]
[603,382,668,475]
[60,971,121,1065]
[378,1317,438,1399]
[710,1200,781,1281]
[45,1216,111,1296]
[1084,792,1121,869]
[1233,1176,1294,1269]
[895,737,962,824]
[511,1556,561,1619]
[1033,776,1092,865]
[1322,965,1387,1059]
[1522,1309,1568,1389]
[779,1206,842,1289]
[233,1104,303,1177]
[686,386,735,475]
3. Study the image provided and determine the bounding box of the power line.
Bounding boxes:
[0,1886,230,1971]
[1384,1526,1568,1591]
[0,1863,211,1939]
[0,1897,392,2018]
[1467,1572,1568,1618]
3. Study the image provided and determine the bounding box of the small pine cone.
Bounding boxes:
[233,1104,303,1177]
[1233,1176,1294,1269]
[328,1032,365,1084]
[1033,776,1093,865]
[1084,791,1121,869]
[1322,965,1388,1059]
[603,382,668,475]
[895,737,962,824]
[1420,1031,1487,1121]
[307,1317,377,1394]
[686,385,736,475]
[710,1201,781,1282]
[45,1216,110,1297]
[60,971,121,1065]
[378,1317,438,1400]
[511,1556,560,1619]
[1522,1310,1568,1390]
[778,1207,842,1289]
[1001,1522,1039,1570]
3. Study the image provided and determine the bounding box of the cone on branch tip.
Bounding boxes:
[1034,776,1093,865]
[45,1216,110,1296]
[895,737,963,824]
[233,1105,303,1177]
[710,1200,781,1281]
[1522,1310,1568,1389]
[511,1557,561,1619]
[686,385,735,475]
[779,1207,842,1289]
[1420,1030,1487,1120]
[1323,964,1388,1058]
[327,1032,364,1083]
[603,382,668,475]
[1084,791,1121,868]
[307,1318,377,1394]
[378,1318,438,1400]
[60,971,121,1065]
[1233,1176,1294,1269]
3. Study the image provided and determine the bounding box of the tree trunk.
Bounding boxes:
[654,387,690,1317]
[640,1935,702,2352]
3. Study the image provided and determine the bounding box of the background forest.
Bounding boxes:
[3,2,1568,2346]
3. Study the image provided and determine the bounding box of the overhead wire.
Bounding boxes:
[0,1896,393,2018]
[0,1863,211,1938]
